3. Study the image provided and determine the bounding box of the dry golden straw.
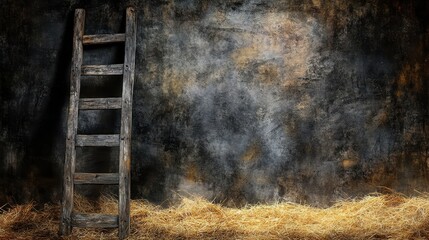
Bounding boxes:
[1,194,429,239]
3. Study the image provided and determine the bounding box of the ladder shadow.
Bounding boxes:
[20,9,74,204]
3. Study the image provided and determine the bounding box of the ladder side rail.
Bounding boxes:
[60,8,85,236]
[118,7,136,239]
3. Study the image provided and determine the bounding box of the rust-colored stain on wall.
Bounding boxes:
[241,142,262,163]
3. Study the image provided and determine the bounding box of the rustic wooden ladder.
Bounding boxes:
[60,7,136,239]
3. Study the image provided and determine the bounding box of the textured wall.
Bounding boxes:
[1,0,428,206]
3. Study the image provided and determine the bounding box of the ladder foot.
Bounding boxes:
[60,222,72,236]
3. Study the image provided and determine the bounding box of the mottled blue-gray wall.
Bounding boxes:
[1,0,429,206]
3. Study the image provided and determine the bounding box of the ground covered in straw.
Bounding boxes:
[1,194,429,239]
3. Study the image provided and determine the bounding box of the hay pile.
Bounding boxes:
[1,194,429,239]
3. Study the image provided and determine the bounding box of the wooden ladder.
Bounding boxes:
[60,7,136,239]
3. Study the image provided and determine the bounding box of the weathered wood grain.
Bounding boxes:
[76,134,120,147]
[81,64,123,75]
[72,213,119,228]
[79,98,122,110]
[82,34,125,45]
[61,8,85,236]
[74,173,119,185]
[118,7,136,239]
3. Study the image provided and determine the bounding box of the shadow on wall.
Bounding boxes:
[18,8,74,204]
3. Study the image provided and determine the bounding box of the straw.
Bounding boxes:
[1,193,429,239]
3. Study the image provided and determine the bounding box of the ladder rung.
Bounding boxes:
[74,173,119,185]
[72,213,118,228]
[82,34,125,45]
[79,98,122,110]
[81,64,123,75]
[76,134,120,147]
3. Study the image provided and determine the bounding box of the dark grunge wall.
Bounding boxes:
[1,0,428,206]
